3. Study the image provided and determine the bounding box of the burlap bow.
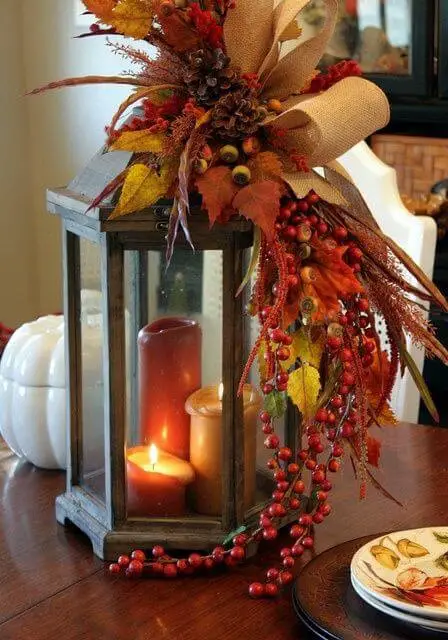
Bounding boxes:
[224,0,390,203]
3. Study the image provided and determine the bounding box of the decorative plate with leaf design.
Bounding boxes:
[351,528,448,620]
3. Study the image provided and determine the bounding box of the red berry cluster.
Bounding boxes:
[187,3,224,49]
[109,96,186,141]
[305,60,362,95]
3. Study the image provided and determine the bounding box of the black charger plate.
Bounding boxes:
[292,535,448,640]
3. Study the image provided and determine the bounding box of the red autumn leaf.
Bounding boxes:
[311,236,363,304]
[196,166,239,227]
[155,5,200,52]
[232,180,282,241]
[299,236,363,320]
[367,434,381,468]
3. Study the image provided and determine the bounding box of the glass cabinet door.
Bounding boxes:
[298,0,434,97]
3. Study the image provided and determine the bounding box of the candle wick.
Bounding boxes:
[152,463,155,472]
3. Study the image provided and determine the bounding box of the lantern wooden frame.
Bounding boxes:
[47,186,299,561]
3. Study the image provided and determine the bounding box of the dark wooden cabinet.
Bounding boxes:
[366,0,435,98]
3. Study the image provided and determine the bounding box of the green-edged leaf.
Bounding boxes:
[399,343,439,422]
[434,531,448,544]
[264,390,287,419]
[236,226,261,297]
[222,525,248,548]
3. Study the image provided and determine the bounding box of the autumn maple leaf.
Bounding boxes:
[109,0,154,40]
[83,0,117,23]
[247,152,284,183]
[233,181,282,241]
[366,434,381,467]
[312,236,363,303]
[196,166,239,227]
[301,236,363,319]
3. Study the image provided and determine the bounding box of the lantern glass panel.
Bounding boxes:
[124,247,229,521]
[79,237,106,502]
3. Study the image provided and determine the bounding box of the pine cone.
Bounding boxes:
[210,87,264,140]
[184,48,241,106]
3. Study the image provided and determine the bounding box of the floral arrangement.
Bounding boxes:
[34,0,448,597]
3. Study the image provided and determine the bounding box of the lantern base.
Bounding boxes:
[56,491,252,561]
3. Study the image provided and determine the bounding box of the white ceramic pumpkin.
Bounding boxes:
[0,292,104,470]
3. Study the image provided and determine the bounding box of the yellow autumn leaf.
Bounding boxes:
[291,328,325,369]
[83,0,116,24]
[109,0,153,39]
[110,160,177,219]
[287,364,321,420]
[110,130,166,153]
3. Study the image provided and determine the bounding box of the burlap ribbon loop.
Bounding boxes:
[223,0,274,75]
[223,0,391,197]
[266,77,390,167]
[258,0,310,78]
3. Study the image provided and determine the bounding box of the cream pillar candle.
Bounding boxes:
[186,383,261,516]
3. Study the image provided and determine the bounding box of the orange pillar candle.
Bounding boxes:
[138,318,201,460]
[127,445,195,517]
[186,384,261,516]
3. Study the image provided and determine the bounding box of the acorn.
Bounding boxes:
[300,297,318,316]
[195,158,209,175]
[242,137,261,156]
[220,145,239,164]
[267,98,283,114]
[232,165,252,185]
[297,243,312,260]
[300,266,316,284]
[327,322,343,338]
[296,224,312,243]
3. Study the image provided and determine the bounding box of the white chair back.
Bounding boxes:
[338,142,437,423]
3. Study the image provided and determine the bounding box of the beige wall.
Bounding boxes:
[1,0,129,326]
[0,1,36,327]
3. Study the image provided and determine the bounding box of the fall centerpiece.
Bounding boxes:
[34,0,448,598]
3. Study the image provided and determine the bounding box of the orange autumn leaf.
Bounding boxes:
[83,0,117,23]
[312,237,363,304]
[366,349,390,398]
[365,350,398,425]
[196,166,239,227]
[367,434,381,467]
[233,180,282,242]
[109,0,154,39]
[301,236,363,319]
[247,152,284,183]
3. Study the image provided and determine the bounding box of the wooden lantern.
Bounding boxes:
[47,152,299,561]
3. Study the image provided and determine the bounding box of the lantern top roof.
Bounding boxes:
[47,148,253,244]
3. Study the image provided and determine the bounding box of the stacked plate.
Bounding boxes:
[351,527,448,634]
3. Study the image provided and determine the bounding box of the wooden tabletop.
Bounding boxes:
[1,424,448,640]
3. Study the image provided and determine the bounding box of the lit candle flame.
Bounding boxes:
[149,444,158,469]
[218,382,224,402]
